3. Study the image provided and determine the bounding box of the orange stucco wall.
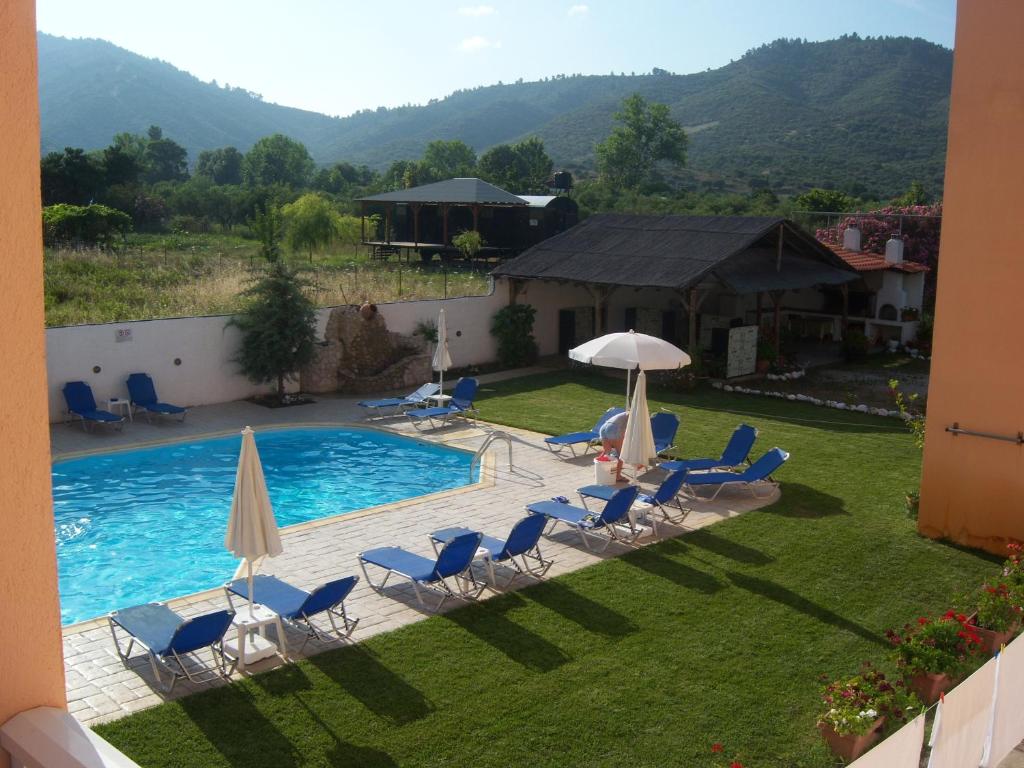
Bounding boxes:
[0,0,68,761]
[918,2,1024,554]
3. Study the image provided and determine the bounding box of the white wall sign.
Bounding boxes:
[726,325,758,378]
[115,328,132,343]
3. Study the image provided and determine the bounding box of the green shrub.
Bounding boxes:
[490,304,538,368]
[42,203,132,247]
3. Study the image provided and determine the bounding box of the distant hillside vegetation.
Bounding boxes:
[38,33,952,196]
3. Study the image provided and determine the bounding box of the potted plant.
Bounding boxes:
[905,489,920,518]
[817,663,920,762]
[886,612,982,703]
[900,307,920,322]
[969,583,1022,654]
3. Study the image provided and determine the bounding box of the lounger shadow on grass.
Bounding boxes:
[684,529,775,566]
[178,683,302,768]
[523,580,637,639]
[764,482,846,518]
[292,695,398,768]
[724,570,886,647]
[620,544,724,595]
[305,645,434,726]
[443,592,571,673]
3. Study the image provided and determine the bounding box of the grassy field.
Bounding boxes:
[44,234,490,327]
[94,372,998,768]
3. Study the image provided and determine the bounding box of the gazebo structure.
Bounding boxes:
[358,178,578,263]
[491,214,861,360]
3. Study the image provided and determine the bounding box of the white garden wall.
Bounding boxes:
[45,283,505,423]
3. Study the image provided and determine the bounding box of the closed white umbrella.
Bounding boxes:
[225,426,282,616]
[620,371,657,469]
[433,308,453,394]
[570,329,691,406]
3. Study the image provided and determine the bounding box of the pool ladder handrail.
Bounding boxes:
[471,431,513,480]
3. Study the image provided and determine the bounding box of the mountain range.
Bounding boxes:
[37,32,953,196]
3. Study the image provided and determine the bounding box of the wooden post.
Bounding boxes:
[840,283,849,340]
[385,203,393,245]
[472,204,480,232]
[755,291,763,330]
[770,290,784,361]
[360,201,366,243]
[412,203,420,248]
[687,287,698,357]
[442,204,449,246]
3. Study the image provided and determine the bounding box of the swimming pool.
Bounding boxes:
[52,427,475,625]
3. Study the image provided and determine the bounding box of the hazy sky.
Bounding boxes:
[36,0,957,117]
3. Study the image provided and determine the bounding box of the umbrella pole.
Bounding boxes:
[626,368,631,409]
[247,560,254,617]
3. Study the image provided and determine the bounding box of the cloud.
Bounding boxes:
[458,4,496,16]
[458,35,502,52]
[567,4,589,16]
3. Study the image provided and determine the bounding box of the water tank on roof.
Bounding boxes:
[551,170,573,192]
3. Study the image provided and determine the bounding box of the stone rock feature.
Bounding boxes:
[301,305,432,395]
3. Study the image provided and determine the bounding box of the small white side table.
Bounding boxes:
[428,394,453,407]
[223,604,287,673]
[107,398,133,422]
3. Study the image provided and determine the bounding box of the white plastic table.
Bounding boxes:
[107,398,132,422]
[223,603,287,672]
[428,394,453,406]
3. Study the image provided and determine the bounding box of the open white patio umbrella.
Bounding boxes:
[433,308,453,394]
[620,370,657,470]
[224,426,282,616]
[569,329,691,406]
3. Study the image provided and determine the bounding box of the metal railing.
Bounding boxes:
[470,431,513,480]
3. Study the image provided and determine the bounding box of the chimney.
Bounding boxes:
[885,236,905,264]
[842,226,861,252]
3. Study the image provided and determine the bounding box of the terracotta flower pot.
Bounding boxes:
[908,672,956,704]
[818,718,885,762]
[972,621,1019,655]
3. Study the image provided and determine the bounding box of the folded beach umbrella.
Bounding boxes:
[225,426,283,615]
[620,370,657,469]
[433,307,453,394]
[570,329,691,406]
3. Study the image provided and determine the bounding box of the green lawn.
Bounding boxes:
[95,371,998,768]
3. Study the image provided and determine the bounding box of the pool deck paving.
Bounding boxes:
[54,389,777,727]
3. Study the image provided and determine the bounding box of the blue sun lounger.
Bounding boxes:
[126,373,187,422]
[682,447,789,501]
[428,514,552,588]
[225,574,359,652]
[62,381,125,431]
[578,468,691,533]
[405,377,479,429]
[651,412,680,456]
[358,531,485,611]
[108,603,236,692]
[544,407,626,457]
[358,382,440,419]
[660,423,758,474]
[527,485,641,552]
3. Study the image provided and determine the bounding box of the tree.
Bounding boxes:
[478,137,554,193]
[422,139,477,179]
[891,181,930,207]
[243,134,315,188]
[282,193,339,260]
[101,144,144,188]
[42,203,132,247]
[196,147,244,185]
[793,188,854,212]
[596,93,687,189]
[144,136,189,183]
[40,148,104,205]
[249,205,285,263]
[230,260,318,401]
[490,304,538,368]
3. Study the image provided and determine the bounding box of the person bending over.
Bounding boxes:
[598,410,629,482]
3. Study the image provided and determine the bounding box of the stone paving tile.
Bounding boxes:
[58,391,776,727]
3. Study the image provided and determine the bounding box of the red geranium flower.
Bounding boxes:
[711,743,724,753]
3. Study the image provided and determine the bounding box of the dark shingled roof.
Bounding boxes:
[491,214,858,293]
[359,178,528,206]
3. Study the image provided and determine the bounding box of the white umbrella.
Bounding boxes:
[433,308,453,394]
[620,370,657,469]
[570,329,691,406]
[224,426,282,616]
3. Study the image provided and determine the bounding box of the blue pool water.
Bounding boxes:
[52,427,474,625]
